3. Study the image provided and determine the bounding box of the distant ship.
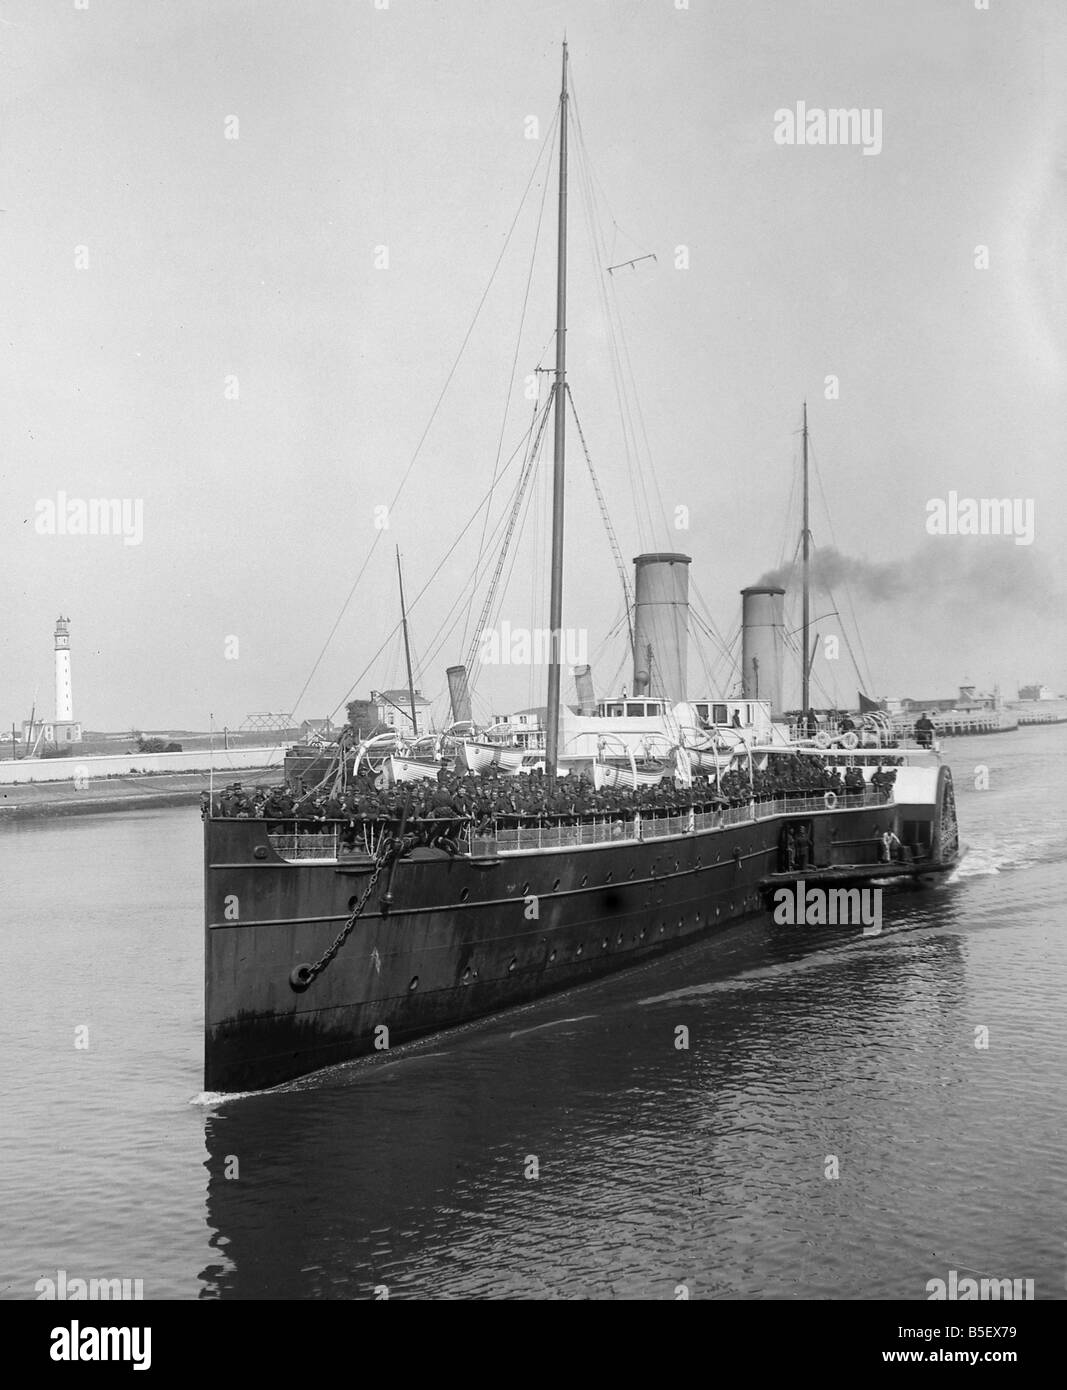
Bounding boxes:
[203,46,959,1093]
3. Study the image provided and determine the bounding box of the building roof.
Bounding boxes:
[375,688,431,706]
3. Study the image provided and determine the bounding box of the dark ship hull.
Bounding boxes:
[204,769,957,1091]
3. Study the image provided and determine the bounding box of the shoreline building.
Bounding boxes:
[900,684,1000,716]
[371,688,431,739]
[1017,683,1058,702]
[22,616,83,748]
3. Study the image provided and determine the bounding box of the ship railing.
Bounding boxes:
[751,789,887,819]
[261,790,891,860]
[266,816,476,862]
[267,829,343,860]
[469,791,890,853]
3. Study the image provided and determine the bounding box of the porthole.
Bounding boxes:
[639,928,646,940]
[347,895,360,911]
[508,957,517,973]
[521,882,529,895]
[553,878,561,891]
[408,976,419,991]
[602,938,608,949]
[459,888,470,902]
[549,949,557,963]
[629,867,635,879]
[576,944,583,956]
[617,932,624,945]
[580,874,588,887]
[606,871,614,883]
[659,923,665,934]
[461,966,472,985]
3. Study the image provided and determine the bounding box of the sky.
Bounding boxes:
[2,0,1065,732]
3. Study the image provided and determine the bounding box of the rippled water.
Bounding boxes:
[2,729,1065,1299]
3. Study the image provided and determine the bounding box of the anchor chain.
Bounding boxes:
[288,832,411,993]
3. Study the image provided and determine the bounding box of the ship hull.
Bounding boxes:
[204,774,957,1091]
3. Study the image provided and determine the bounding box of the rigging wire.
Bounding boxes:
[809,435,876,696]
[328,412,546,722]
[599,641,630,704]
[566,385,635,655]
[459,106,559,659]
[687,574,739,668]
[463,393,555,677]
[485,420,549,688]
[417,406,546,679]
[776,435,801,570]
[585,606,629,672]
[569,82,670,543]
[289,111,564,725]
[570,77,670,552]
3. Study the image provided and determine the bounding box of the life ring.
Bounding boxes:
[840,731,859,749]
[814,731,831,748]
[824,790,838,810]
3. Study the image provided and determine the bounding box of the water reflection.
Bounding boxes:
[200,892,973,1299]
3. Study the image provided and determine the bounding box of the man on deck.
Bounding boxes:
[915,711,936,748]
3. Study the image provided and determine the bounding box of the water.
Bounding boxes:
[2,730,1065,1300]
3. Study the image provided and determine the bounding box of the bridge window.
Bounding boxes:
[626,703,645,717]
[713,704,728,724]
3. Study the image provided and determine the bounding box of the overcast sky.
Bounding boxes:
[2,0,1065,731]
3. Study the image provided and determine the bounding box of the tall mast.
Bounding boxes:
[545,40,569,779]
[397,546,419,738]
[801,400,811,714]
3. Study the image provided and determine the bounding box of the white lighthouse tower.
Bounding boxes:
[21,616,83,748]
[55,616,74,723]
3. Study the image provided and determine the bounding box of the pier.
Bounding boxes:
[892,712,1017,738]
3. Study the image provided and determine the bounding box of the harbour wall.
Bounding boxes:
[0,745,285,786]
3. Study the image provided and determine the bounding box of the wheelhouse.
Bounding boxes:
[596,698,667,718]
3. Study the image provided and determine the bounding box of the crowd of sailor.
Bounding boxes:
[206,752,898,832]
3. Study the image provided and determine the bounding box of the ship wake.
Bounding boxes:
[948,834,1057,880]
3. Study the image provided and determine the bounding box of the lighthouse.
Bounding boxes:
[55,616,73,723]
[21,616,82,748]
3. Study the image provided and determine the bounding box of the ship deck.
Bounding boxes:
[257,789,891,863]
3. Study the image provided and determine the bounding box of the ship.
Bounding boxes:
[203,46,959,1094]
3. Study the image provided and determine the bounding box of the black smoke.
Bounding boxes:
[756,541,1062,615]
